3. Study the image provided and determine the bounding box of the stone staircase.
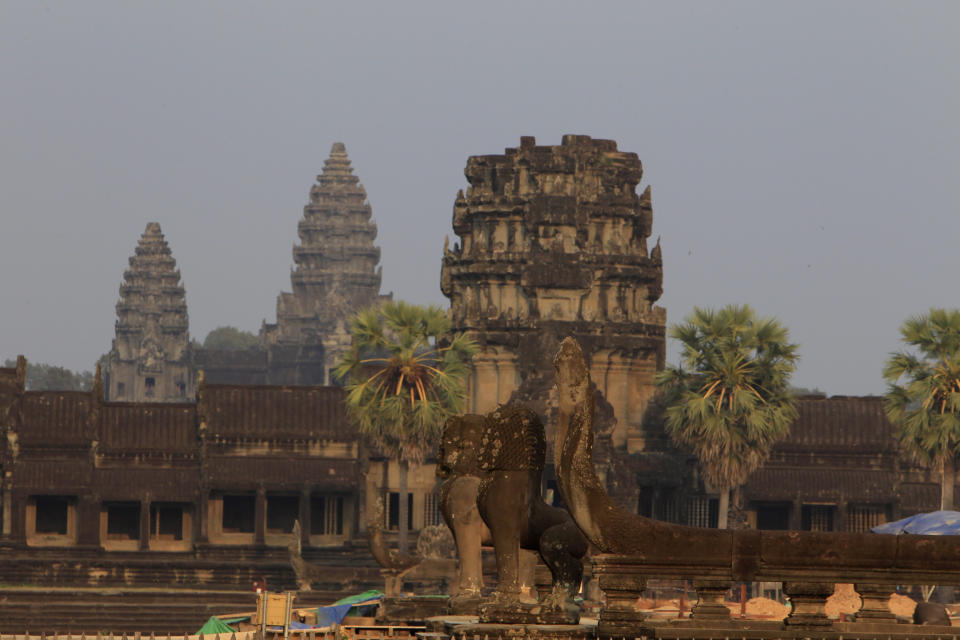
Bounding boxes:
[0,588,345,634]
[0,541,397,632]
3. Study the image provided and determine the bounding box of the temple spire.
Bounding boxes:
[262,143,391,384]
[105,222,194,402]
[316,142,358,184]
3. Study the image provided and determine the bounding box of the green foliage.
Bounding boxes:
[3,358,95,391]
[883,309,960,468]
[789,386,826,397]
[655,305,799,491]
[201,326,260,351]
[334,300,477,465]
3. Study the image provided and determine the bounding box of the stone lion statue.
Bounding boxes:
[438,404,587,623]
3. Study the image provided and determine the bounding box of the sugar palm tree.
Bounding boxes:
[335,300,477,553]
[883,309,960,511]
[656,305,799,529]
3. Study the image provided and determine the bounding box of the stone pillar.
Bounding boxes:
[596,573,647,639]
[300,488,311,544]
[1,480,10,536]
[783,581,834,627]
[254,486,266,545]
[354,481,364,537]
[196,489,208,544]
[605,357,631,449]
[530,553,550,601]
[854,583,896,621]
[790,500,802,530]
[495,352,519,407]
[470,353,501,414]
[691,579,732,620]
[626,356,657,447]
[77,494,100,547]
[9,489,26,543]
[139,497,150,551]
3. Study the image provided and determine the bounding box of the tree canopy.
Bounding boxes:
[789,385,826,397]
[655,304,799,528]
[335,300,477,465]
[3,358,95,391]
[883,308,960,510]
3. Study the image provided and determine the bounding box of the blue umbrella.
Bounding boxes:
[871,510,960,535]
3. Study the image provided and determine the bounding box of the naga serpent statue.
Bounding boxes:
[438,404,587,624]
[553,337,731,557]
[553,336,960,631]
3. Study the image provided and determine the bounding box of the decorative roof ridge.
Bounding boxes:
[101,400,196,409]
[203,382,344,393]
[23,390,91,398]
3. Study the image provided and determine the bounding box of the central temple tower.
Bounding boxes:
[441,135,666,450]
[261,142,390,383]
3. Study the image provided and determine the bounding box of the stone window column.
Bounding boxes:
[196,490,208,544]
[1,480,10,537]
[77,495,99,546]
[139,498,150,551]
[254,486,266,545]
[10,490,26,543]
[837,500,849,532]
[790,499,802,530]
[299,488,311,544]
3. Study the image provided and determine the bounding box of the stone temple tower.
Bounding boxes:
[441,135,666,452]
[105,222,194,402]
[261,142,391,384]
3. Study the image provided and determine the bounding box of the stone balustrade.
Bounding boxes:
[592,530,960,639]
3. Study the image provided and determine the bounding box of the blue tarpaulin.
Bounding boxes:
[315,603,354,627]
[290,621,317,630]
[872,510,960,535]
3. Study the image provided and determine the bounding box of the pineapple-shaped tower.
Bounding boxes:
[262,143,390,384]
[105,222,194,402]
[440,135,666,452]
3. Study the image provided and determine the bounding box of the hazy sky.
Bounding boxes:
[1,1,957,395]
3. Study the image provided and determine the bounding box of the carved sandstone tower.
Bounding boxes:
[261,143,390,384]
[441,135,665,451]
[105,222,194,402]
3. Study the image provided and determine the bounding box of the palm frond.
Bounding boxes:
[883,309,960,475]
[657,304,798,489]
[336,300,478,461]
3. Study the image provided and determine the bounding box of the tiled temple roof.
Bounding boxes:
[19,391,91,445]
[745,467,897,502]
[100,402,196,452]
[777,395,895,453]
[201,384,353,440]
[9,382,355,448]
